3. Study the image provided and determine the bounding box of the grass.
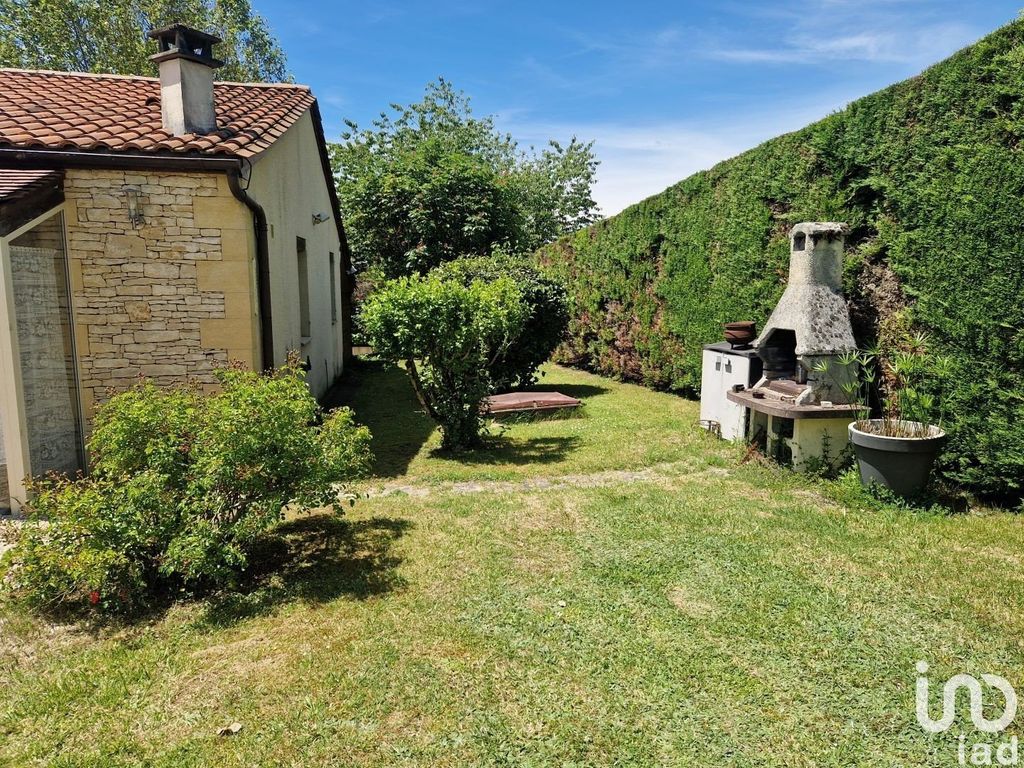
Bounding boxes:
[2,362,1023,766]
[326,359,712,483]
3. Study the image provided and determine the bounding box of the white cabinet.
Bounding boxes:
[699,343,762,440]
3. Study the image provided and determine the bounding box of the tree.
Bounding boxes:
[0,0,287,82]
[331,79,599,278]
[434,252,569,391]
[360,273,529,450]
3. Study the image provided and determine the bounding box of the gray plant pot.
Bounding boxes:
[848,420,946,497]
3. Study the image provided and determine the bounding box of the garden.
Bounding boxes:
[3,360,1024,766]
[2,11,1024,767]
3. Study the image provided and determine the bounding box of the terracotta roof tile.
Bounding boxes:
[0,69,315,159]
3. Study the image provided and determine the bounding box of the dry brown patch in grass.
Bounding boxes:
[772,544,871,592]
[411,636,481,672]
[511,539,574,579]
[667,584,717,619]
[0,615,91,672]
[168,612,356,709]
[509,495,584,577]
[172,631,293,705]
[791,488,847,515]
[517,493,585,532]
[0,608,156,681]
[948,543,1023,569]
[381,708,438,743]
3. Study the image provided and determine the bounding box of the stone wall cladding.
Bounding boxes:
[63,169,256,418]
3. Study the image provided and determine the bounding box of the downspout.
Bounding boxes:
[226,165,274,371]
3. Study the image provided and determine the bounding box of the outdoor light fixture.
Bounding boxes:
[312,212,330,225]
[123,186,144,228]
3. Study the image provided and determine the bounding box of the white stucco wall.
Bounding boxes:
[247,110,346,398]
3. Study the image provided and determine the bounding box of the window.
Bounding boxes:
[793,232,806,251]
[297,237,310,341]
[329,252,337,325]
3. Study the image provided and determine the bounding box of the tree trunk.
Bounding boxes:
[404,359,439,421]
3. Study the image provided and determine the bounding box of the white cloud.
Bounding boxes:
[491,1,997,217]
[500,95,858,217]
[710,22,978,65]
[582,126,739,216]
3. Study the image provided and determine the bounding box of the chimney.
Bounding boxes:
[148,24,223,136]
[753,222,858,404]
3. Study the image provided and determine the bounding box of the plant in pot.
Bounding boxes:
[815,333,952,497]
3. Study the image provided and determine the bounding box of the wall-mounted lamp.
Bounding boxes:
[123,186,144,228]
[312,212,330,225]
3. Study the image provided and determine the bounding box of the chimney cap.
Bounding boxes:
[789,222,848,239]
[148,23,223,69]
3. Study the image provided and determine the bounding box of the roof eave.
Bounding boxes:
[307,100,346,247]
[0,169,64,237]
[0,146,245,172]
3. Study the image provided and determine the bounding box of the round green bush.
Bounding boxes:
[1,360,372,614]
[434,253,569,391]
[360,272,529,450]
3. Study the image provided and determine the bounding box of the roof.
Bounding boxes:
[0,169,61,202]
[0,168,64,237]
[0,69,315,158]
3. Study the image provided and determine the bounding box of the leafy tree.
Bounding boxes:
[434,252,569,391]
[0,0,287,82]
[360,274,529,450]
[331,79,599,278]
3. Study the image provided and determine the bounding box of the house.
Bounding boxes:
[0,25,354,510]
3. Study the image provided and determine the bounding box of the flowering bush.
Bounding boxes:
[2,360,372,613]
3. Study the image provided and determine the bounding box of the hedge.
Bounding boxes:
[537,19,1024,501]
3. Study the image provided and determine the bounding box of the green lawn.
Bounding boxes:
[2,362,1023,766]
[325,360,717,483]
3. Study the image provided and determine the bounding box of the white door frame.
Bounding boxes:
[0,203,75,510]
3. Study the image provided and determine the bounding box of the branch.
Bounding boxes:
[404,359,439,421]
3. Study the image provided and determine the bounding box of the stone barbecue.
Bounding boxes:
[751,222,857,405]
[724,222,862,470]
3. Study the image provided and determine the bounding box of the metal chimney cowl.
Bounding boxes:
[148,24,224,136]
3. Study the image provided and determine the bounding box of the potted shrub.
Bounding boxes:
[819,333,951,497]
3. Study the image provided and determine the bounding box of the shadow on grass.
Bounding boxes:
[324,357,436,478]
[9,514,411,631]
[522,381,609,400]
[429,435,582,466]
[200,513,411,628]
[326,358,598,477]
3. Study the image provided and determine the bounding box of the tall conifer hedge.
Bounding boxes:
[539,20,1024,500]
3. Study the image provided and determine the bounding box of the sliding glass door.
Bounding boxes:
[0,210,83,508]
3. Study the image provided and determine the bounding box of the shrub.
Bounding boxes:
[360,273,529,450]
[2,360,372,613]
[537,19,1024,502]
[434,253,569,390]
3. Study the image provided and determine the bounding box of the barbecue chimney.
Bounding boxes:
[148,24,223,136]
[753,222,857,404]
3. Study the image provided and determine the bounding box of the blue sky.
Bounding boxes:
[255,1,1022,215]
